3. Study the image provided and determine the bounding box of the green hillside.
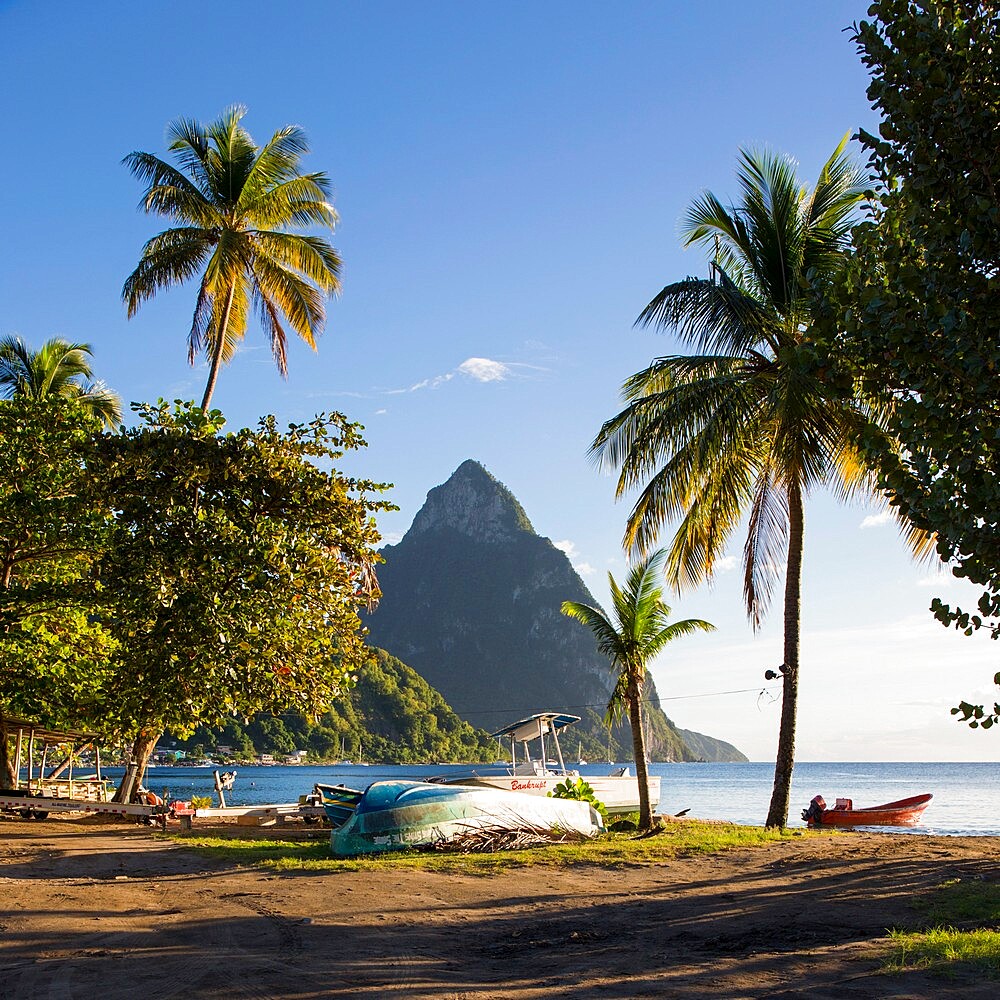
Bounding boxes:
[172,647,501,763]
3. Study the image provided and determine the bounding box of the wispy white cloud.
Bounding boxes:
[861,510,892,529]
[716,555,738,573]
[374,408,387,415]
[387,371,455,394]
[385,356,546,395]
[917,569,955,589]
[458,357,510,382]
[553,539,578,557]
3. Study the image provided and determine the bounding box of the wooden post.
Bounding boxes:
[27,729,34,787]
[13,728,23,787]
[213,769,227,809]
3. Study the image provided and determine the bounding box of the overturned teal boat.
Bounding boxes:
[316,779,604,857]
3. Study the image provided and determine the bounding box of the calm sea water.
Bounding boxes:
[126,760,1000,836]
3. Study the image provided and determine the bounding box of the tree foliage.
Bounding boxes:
[0,397,114,782]
[592,142,925,825]
[562,549,714,830]
[123,105,342,409]
[89,401,391,771]
[824,2,1000,721]
[0,336,122,427]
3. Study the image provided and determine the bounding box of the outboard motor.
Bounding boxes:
[801,794,827,825]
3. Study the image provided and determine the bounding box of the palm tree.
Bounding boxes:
[562,549,714,830]
[592,139,930,827]
[0,335,121,427]
[122,105,342,410]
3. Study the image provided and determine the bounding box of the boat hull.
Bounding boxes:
[808,793,932,827]
[330,780,604,857]
[436,772,660,815]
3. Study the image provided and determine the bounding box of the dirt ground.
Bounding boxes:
[1,815,998,999]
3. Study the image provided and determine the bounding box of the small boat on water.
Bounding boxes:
[430,712,660,815]
[802,793,933,827]
[317,779,604,857]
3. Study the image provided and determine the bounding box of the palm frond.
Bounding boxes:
[636,273,781,357]
[124,106,342,406]
[75,380,123,428]
[742,467,789,628]
[243,174,338,229]
[0,336,120,425]
[163,116,214,197]
[240,125,314,203]
[251,231,342,291]
[249,253,326,345]
[561,599,624,667]
[122,228,216,316]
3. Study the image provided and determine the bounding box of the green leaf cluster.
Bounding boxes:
[0,398,111,725]
[819,2,1000,720]
[548,776,608,821]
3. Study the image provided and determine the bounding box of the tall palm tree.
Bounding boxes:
[562,549,714,830]
[122,105,342,410]
[0,335,121,427]
[592,139,930,827]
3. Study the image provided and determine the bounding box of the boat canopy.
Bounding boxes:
[490,713,581,743]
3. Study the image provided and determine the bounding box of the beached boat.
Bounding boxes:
[318,779,604,857]
[430,712,660,815]
[801,793,932,827]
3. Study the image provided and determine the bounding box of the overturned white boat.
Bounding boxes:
[320,779,603,857]
[432,712,660,815]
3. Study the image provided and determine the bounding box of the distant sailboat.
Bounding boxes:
[576,740,588,766]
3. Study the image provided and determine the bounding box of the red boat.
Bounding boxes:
[802,793,932,827]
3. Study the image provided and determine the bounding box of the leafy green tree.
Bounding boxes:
[122,105,342,410]
[91,401,390,795]
[561,549,714,830]
[0,397,114,783]
[592,142,929,826]
[824,2,1000,723]
[248,717,297,755]
[0,336,121,427]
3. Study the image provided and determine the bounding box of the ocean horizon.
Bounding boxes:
[116,760,1000,837]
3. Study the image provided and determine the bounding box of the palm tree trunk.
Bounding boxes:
[765,482,804,828]
[200,284,236,411]
[627,673,653,830]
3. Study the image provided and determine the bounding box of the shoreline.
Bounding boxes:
[3,814,999,997]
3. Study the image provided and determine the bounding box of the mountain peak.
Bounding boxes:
[407,460,535,543]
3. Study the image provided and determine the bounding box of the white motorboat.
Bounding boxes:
[432,712,659,815]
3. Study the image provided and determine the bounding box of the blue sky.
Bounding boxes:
[2,1,996,761]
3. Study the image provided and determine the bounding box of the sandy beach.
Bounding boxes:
[2,816,999,999]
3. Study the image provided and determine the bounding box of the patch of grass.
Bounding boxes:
[885,927,1000,978]
[162,820,808,874]
[916,877,1000,925]
[884,877,1000,979]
